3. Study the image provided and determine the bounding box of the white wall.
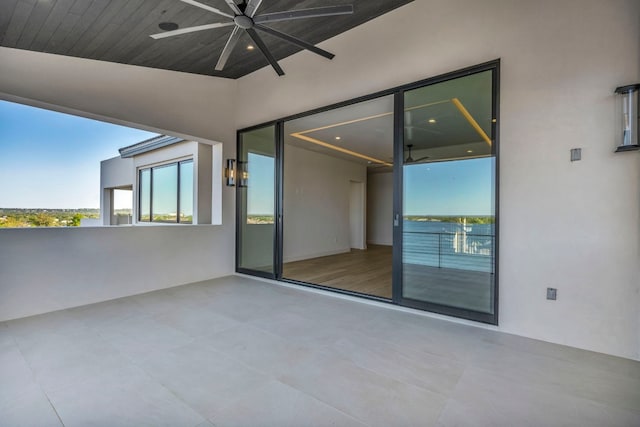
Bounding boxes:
[367,172,393,246]
[101,156,134,189]
[237,0,640,360]
[283,144,367,262]
[0,48,238,320]
[100,156,134,225]
[0,226,231,321]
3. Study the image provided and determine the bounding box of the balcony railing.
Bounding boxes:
[403,231,495,273]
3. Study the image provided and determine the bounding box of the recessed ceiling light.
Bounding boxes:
[492,118,497,123]
[158,22,179,31]
[428,118,437,124]
[247,45,255,51]
[467,150,473,153]
[335,136,341,140]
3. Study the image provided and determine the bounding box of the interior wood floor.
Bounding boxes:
[283,245,393,298]
[283,245,493,313]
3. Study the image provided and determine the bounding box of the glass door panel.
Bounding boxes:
[237,125,276,276]
[401,70,497,318]
[282,95,394,298]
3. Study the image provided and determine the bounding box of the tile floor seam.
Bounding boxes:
[241,308,471,402]
[142,375,210,426]
[40,385,66,427]
[457,363,640,417]
[127,339,273,421]
[9,333,67,427]
[432,363,471,426]
[313,337,463,401]
[275,376,374,427]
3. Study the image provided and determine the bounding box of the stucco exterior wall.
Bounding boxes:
[236,0,640,360]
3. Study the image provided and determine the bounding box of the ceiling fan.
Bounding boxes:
[405,144,429,164]
[150,0,354,76]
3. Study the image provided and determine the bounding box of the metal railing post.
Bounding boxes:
[438,233,442,268]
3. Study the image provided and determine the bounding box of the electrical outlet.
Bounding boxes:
[570,148,581,161]
[547,287,557,300]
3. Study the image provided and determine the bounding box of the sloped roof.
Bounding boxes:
[119,135,186,158]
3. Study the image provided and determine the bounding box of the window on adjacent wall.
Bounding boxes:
[138,160,194,224]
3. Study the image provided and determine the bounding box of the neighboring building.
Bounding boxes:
[100,135,219,226]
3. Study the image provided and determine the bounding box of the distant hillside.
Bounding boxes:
[0,208,101,228]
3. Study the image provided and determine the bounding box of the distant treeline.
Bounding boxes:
[404,215,495,224]
[0,208,101,228]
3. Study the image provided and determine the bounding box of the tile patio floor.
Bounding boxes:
[1,275,639,426]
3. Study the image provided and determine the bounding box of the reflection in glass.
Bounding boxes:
[152,163,178,222]
[139,169,150,222]
[238,126,276,274]
[247,153,274,224]
[402,70,496,315]
[179,160,193,224]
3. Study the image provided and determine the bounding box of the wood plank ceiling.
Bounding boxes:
[0,0,412,79]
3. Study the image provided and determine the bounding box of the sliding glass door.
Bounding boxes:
[236,125,277,277]
[397,69,497,322]
[236,62,498,323]
[281,95,394,299]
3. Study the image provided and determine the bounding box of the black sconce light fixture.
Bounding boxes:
[225,159,235,186]
[615,84,640,152]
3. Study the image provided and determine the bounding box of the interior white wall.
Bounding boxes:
[237,0,640,360]
[283,144,367,263]
[349,181,366,250]
[367,172,393,246]
[0,48,238,320]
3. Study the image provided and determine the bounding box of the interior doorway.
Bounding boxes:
[281,94,394,299]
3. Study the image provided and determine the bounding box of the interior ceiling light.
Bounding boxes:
[335,136,341,140]
[150,0,354,76]
[428,118,437,124]
[290,98,491,165]
[247,44,255,50]
[467,150,473,153]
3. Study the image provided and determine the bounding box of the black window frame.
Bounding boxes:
[138,159,194,224]
[236,60,500,325]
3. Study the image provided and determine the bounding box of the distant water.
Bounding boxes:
[403,220,495,273]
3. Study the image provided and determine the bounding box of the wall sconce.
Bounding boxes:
[615,84,640,152]
[225,159,235,186]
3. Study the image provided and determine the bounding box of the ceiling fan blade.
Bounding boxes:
[244,0,263,18]
[179,0,234,19]
[246,27,284,76]
[223,0,242,15]
[215,26,242,70]
[255,24,334,60]
[254,5,353,24]
[150,22,234,39]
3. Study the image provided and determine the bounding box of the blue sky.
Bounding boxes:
[404,158,494,216]
[0,100,158,208]
[247,153,275,215]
